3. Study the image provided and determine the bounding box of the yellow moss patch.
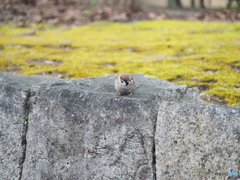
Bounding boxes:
[0,21,240,106]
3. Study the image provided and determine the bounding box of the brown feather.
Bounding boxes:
[120,73,131,81]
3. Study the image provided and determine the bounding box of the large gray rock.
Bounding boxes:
[155,102,240,179]
[1,72,239,180]
[0,73,201,180]
[21,73,201,180]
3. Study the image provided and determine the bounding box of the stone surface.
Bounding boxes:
[0,73,60,180]
[156,102,240,179]
[2,72,240,180]
[3,72,238,180]
[20,73,201,179]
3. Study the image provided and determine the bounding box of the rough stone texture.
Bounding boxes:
[20,73,201,180]
[3,72,239,180]
[156,102,240,180]
[0,73,60,180]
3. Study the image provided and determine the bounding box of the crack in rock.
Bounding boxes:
[19,90,31,180]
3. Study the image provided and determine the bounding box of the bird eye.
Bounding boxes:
[121,79,124,83]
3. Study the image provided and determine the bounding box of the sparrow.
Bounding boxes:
[115,73,135,96]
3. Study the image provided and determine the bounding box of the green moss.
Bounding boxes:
[0,21,240,106]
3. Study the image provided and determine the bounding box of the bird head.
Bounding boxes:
[119,73,132,86]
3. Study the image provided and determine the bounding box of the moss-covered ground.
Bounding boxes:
[0,20,239,106]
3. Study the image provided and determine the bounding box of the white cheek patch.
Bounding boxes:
[120,79,126,85]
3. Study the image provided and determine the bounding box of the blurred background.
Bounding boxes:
[1,0,239,8]
[0,0,240,25]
